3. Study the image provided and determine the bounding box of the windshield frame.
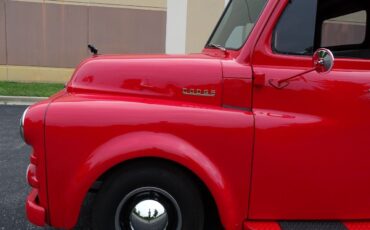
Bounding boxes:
[205,0,269,51]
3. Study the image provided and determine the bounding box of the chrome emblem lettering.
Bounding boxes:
[182,88,216,97]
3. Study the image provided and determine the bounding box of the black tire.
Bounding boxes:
[91,161,205,230]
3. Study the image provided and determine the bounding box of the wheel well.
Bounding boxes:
[84,157,223,229]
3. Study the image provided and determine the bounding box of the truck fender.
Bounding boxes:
[63,131,237,229]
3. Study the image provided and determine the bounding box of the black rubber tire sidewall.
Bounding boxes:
[91,162,205,230]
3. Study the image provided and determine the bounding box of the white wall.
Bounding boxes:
[166,0,227,54]
[165,0,188,54]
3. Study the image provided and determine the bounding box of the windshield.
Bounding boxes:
[207,0,268,50]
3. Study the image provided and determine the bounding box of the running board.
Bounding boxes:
[244,221,370,230]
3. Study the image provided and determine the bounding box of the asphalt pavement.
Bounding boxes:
[0,105,42,229]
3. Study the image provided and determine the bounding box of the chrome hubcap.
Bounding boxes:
[115,187,182,230]
[130,200,168,229]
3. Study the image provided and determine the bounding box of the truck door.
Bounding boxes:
[249,0,370,220]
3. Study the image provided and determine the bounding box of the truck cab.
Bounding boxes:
[23,0,370,229]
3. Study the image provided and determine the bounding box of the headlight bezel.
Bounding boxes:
[20,107,29,143]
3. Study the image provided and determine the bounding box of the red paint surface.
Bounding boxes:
[249,0,370,220]
[26,189,45,227]
[244,221,281,230]
[24,0,370,229]
[67,54,223,106]
[44,95,253,229]
[345,222,370,230]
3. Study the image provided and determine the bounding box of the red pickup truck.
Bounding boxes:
[22,0,370,229]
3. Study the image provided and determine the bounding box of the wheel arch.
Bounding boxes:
[62,131,233,229]
[92,157,224,229]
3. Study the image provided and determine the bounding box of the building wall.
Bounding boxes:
[0,0,167,83]
[185,0,225,54]
[165,0,187,54]
[0,0,6,66]
[165,0,227,54]
[0,0,226,83]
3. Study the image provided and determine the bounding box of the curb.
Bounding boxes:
[0,96,48,106]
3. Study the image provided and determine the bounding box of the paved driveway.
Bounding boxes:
[0,105,42,229]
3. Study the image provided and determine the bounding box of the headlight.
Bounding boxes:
[20,107,29,142]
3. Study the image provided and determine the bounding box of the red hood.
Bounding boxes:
[67,54,223,106]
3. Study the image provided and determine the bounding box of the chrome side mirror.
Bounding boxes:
[269,48,335,89]
[313,48,335,74]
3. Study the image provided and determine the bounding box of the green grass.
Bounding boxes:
[0,81,65,97]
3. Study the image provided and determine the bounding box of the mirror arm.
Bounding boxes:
[268,67,317,89]
[268,48,334,89]
[277,67,317,85]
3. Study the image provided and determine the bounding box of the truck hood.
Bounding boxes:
[67,54,223,106]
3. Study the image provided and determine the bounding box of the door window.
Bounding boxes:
[273,0,370,59]
[272,0,317,55]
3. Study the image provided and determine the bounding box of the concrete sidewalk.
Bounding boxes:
[0,96,47,106]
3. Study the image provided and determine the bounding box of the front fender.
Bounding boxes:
[65,131,233,229]
[45,95,253,230]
